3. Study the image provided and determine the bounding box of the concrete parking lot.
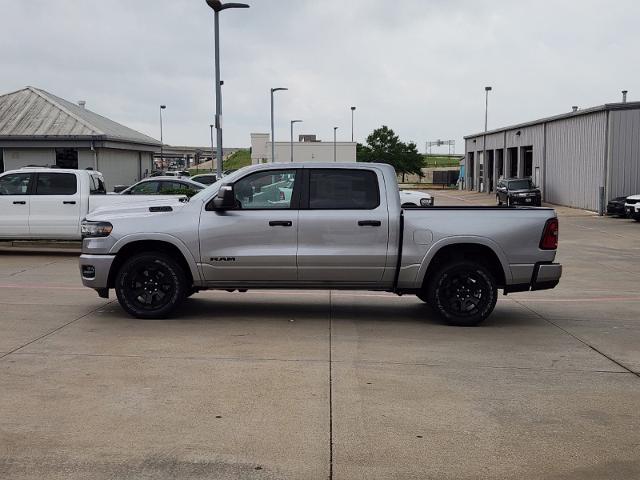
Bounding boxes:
[1,191,639,479]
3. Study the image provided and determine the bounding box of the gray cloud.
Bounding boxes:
[1,0,638,152]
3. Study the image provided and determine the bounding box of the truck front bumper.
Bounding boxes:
[504,262,562,294]
[79,254,116,297]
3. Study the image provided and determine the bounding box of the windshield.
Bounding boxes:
[188,165,254,204]
[508,179,534,190]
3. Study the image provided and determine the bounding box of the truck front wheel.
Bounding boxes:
[115,252,187,319]
[424,260,497,326]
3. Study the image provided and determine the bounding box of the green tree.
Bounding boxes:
[357,126,424,181]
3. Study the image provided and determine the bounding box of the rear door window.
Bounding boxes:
[35,173,77,195]
[0,173,32,195]
[90,175,106,194]
[308,169,380,209]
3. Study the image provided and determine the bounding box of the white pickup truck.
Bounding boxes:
[0,168,186,240]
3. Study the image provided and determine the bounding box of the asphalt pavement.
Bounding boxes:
[1,190,639,479]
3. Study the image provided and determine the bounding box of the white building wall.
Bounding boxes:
[96,148,143,191]
[78,149,96,170]
[2,148,55,170]
[251,133,356,164]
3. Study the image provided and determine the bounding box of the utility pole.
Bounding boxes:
[270,87,288,162]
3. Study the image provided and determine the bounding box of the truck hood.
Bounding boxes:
[86,197,188,220]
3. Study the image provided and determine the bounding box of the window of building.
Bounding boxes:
[55,148,79,169]
[0,149,4,173]
[35,173,78,195]
[309,169,379,209]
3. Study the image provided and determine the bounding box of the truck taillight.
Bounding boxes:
[540,218,559,250]
[279,191,285,201]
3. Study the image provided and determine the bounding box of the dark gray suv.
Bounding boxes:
[496,178,541,207]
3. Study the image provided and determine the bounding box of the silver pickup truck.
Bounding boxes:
[79,163,561,326]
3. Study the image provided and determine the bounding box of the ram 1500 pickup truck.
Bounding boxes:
[0,168,187,240]
[79,163,562,326]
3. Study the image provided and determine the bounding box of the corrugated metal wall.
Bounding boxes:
[609,110,640,198]
[545,112,607,211]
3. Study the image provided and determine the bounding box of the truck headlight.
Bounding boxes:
[420,197,434,206]
[81,221,113,238]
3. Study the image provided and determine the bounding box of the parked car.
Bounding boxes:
[150,170,190,178]
[496,178,542,206]
[190,173,218,185]
[399,190,434,207]
[625,195,640,221]
[607,196,630,217]
[79,163,561,326]
[0,168,186,240]
[119,177,206,197]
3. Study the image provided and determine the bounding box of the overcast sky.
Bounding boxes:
[1,0,638,152]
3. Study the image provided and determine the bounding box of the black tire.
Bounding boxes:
[115,252,187,319]
[424,260,498,326]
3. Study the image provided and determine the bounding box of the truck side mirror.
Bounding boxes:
[210,184,236,210]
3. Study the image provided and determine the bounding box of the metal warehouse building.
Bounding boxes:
[0,86,161,190]
[464,101,640,211]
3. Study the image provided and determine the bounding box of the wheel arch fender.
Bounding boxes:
[416,236,512,288]
[107,233,201,288]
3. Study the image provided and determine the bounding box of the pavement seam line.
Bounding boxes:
[512,299,640,378]
[0,301,114,361]
[5,351,630,374]
[328,289,334,480]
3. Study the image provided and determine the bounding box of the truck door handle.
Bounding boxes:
[13,201,26,205]
[358,220,382,227]
[269,220,292,227]
[63,201,77,205]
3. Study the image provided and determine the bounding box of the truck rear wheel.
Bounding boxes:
[424,260,497,326]
[115,252,187,319]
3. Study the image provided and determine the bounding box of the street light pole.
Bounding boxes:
[350,106,356,142]
[333,126,338,162]
[483,86,492,193]
[205,0,250,179]
[159,105,166,169]
[209,124,215,174]
[270,87,288,162]
[290,120,302,162]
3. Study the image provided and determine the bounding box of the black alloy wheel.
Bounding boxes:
[115,253,187,319]
[424,260,497,326]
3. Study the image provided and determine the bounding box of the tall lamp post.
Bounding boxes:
[270,87,288,162]
[483,86,492,193]
[350,106,356,142]
[290,120,302,162]
[205,0,250,180]
[159,105,166,169]
[209,124,215,174]
[333,126,339,162]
